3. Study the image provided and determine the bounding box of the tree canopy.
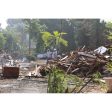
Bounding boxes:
[0,19,111,56]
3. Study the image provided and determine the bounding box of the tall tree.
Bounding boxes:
[23,19,46,54]
[6,19,27,55]
[39,19,75,52]
[0,32,6,49]
[70,19,107,49]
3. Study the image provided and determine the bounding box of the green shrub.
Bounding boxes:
[47,67,67,93]
[106,62,112,73]
[47,66,84,93]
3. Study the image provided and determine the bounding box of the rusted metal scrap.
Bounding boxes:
[3,67,19,78]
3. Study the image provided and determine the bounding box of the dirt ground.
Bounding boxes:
[0,78,48,93]
[0,59,48,93]
[0,77,107,93]
[0,59,108,93]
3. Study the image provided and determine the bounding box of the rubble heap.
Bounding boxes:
[47,47,110,77]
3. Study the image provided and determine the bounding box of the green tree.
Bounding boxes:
[23,19,46,54]
[0,32,6,49]
[105,21,112,40]
[3,28,20,54]
[39,19,76,52]
[41,31,68,52]
[1,19,108,56]
[6,19,27,55]
[70,19,107,49]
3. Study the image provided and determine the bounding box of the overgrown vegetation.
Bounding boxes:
[106,62,112,73]
[47,67,107,93]
[47,67,67,93]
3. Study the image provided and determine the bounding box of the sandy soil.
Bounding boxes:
[0,78,47,93]
[0,59,48,93]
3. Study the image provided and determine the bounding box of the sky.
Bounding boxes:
[0,18,112,29]
[0,18,7,29]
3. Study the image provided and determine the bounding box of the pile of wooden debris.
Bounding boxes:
[47,46,111,77]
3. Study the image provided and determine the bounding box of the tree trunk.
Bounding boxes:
[29,34,31,55]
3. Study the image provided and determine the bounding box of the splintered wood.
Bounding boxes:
[47,48,109,77]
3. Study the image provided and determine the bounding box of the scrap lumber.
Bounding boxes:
[78,52,97,59]
[46,47,110,77]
